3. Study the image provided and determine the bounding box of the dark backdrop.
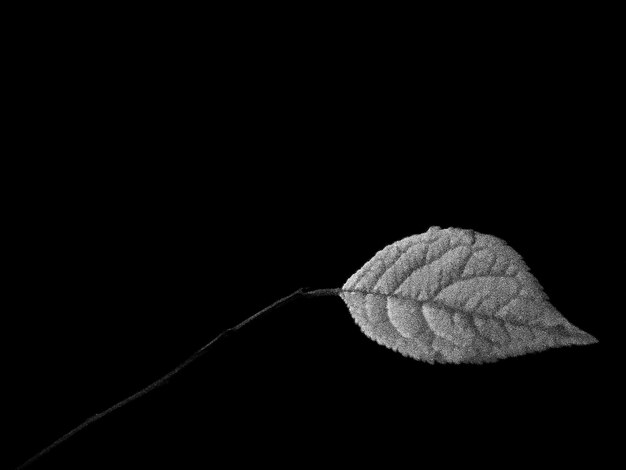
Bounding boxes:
[7,26,616,470]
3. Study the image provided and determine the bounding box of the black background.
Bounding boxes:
[6,15,618,470]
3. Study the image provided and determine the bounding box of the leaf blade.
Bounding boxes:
[341,227,597,364]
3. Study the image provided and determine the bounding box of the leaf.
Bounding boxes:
[340,226,597,364]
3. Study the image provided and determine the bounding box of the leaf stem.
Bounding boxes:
[302,288,343,297]
[16,286,324,469]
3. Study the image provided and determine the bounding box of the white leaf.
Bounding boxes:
[340,226,597,364]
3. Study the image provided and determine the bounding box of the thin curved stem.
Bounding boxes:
[17,287,335,469]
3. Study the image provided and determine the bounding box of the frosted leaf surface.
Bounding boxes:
[341,227,597,364]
